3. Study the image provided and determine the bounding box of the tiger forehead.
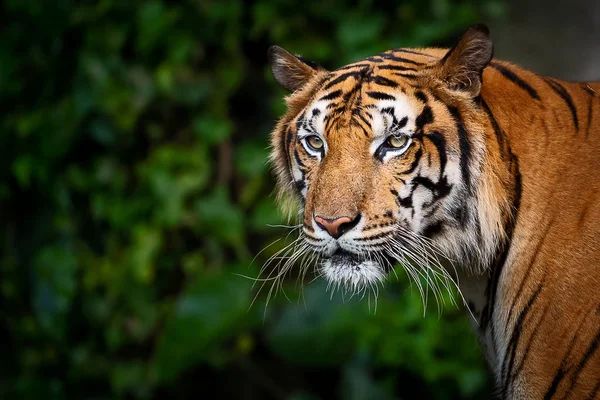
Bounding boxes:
[304,76,420,138]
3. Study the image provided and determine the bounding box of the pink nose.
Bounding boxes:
[314,215,360,239]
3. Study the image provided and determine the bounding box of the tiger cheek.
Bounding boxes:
[364,163,398,221]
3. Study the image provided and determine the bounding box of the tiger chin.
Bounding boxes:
[266,24,600,399]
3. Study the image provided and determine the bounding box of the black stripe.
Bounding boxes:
[479,98,507,160]
[562,325,600,398]
[283,126,293,180]
[350,118,370,137]
[393,48,436,58]
[543,78,579,131]
[415,91,428,103]
[344,83,363,101]
[415,106,434,131]
[544,307,594,400]
[586,93,594,138]
[376,64,419,72]
[335,63,371,71]
[581,84,596,97]
[450,202,469,226]
[478,137,520,368]
[295,113,305,132]
[294,148,306,168]
[490,62,540,100]
[588,379,600,400]
[448,106,473,193]
[366,91,396,101]
[352,109,372,130]
[422,221,443,238]
[323,70,366,90]
[413,176,436,191]
[506,219,554,333]
[391,72,419,79]
[323,113,335,132]
[378,52,425,65]
[412,175,451,200]
[397,194,413,208]
[337,84,361,107]
[364,56,384,63]
[479,154,521,339]
[511,303,550,388]
[294,180,305,193]
[393,116,408,130]
[479,225,510,335]
[424,132,448,179]
[379,105,407,131]
[512,156,523,213]
[543,339,568,399]
[501,283,544,397]
[318,90,343,101]
[372,75,399,87]
[307,112,318,132]
[399,148,422,174]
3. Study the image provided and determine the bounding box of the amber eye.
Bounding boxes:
[375,134,411,161]
[387,135,408,148]
[306,135,324,151]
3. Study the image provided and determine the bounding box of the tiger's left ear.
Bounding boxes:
[436,24,493,97]
[268,46,325,92]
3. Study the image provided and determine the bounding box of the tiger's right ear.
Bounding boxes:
[268,46,324,92]
[435,24,493,96]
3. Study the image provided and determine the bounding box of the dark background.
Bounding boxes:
[1,1,597,399]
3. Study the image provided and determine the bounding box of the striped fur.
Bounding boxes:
[267,25,600,398]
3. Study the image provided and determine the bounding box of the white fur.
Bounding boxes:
[370,96,416,138]
[321,258,386,292]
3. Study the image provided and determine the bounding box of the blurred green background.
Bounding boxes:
[0,0,516,399]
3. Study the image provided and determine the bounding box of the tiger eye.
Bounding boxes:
[307,135,324,150]
[388,135,408,148]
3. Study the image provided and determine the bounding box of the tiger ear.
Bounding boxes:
[436,24,493,97]
[268,46,324,92]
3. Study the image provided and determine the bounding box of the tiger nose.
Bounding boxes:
[314,214,361,239]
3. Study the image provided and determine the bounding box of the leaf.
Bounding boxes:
[193,115,232,145]
[32,246,77,339]
[250,197,283,232]
[195,186,244,246]
[340,358,395,400]
[153,267,259,382]
[235,141,269,178]
[267,281,368,366]
[129,225,162,284]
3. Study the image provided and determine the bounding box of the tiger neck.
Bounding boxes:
[452,64,597,379]
[449,66,533,375]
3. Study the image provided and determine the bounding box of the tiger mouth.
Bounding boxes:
[329,249,364,266]
[321,249,388,289]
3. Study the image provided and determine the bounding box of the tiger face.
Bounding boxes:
[268,25,513,291]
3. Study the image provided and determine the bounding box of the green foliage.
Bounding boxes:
[154,265,260,383]
[0,0,503,399]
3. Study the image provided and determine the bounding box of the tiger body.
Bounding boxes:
[268,25,600,398]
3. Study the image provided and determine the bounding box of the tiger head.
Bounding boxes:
[268,25,517,291]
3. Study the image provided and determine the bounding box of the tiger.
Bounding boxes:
[265,24,600,398]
